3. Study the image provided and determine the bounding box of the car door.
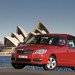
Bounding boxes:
[56,37,68,65]
[67,36,75,66]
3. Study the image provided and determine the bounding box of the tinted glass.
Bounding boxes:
[26,35,60,46]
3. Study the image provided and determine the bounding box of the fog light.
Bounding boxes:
[33,59,42,62]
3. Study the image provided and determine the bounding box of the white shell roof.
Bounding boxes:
[17,26,27,37]
[11,32,23,42]
[5,36,19,46]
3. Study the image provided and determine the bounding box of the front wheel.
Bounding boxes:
[43,56,57,70]
[11,63,25,69]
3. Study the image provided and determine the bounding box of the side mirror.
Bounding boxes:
[58,42,65,47]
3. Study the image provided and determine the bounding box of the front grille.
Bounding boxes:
[17,50,23,54]
[17,50,33,54]
[16,58,31,62]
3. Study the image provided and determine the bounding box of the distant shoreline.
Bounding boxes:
[0,52,11,56]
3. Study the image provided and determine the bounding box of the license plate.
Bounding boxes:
[18,55,28,58]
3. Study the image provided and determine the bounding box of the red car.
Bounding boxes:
[11,34,75,70]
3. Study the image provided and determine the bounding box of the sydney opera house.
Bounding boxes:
[0,22,50,56]
[4,26,27,47]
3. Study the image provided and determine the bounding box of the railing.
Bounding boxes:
[0,56,74,72]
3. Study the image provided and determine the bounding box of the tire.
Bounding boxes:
[11,63,25,69]
[43,56,57,70]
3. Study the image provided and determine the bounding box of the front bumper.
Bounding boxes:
[11,53,48,65]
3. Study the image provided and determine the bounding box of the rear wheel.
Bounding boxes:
[12,63,25,69]
[44,56,57,70]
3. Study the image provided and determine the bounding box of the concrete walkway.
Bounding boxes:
[0,68,75,75]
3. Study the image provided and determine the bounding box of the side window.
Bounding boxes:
[68,36,75,49]
[58,37,66,46]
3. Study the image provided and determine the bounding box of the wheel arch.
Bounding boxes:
[50,54,56,58]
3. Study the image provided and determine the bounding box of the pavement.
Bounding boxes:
[0,68,75,75]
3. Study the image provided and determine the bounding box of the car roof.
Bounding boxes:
[37,33,75,37]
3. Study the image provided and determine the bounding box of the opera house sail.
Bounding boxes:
[1,22,50,56]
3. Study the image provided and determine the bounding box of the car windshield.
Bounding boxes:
[26,35,59,46]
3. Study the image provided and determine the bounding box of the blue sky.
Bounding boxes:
[0,0,75,40]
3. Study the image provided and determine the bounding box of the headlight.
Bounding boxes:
[34,49,47,54]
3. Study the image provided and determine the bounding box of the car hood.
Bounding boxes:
[16,44,57,51]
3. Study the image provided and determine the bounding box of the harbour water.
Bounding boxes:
[0,56,11,68]
[0,56,74,72]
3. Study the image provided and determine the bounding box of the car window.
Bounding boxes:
[68,36,75,49]
[58,37,66,46]
[26,35,59,45]
[26,35,66,46]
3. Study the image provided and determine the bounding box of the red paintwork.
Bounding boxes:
[11,34,75,67]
